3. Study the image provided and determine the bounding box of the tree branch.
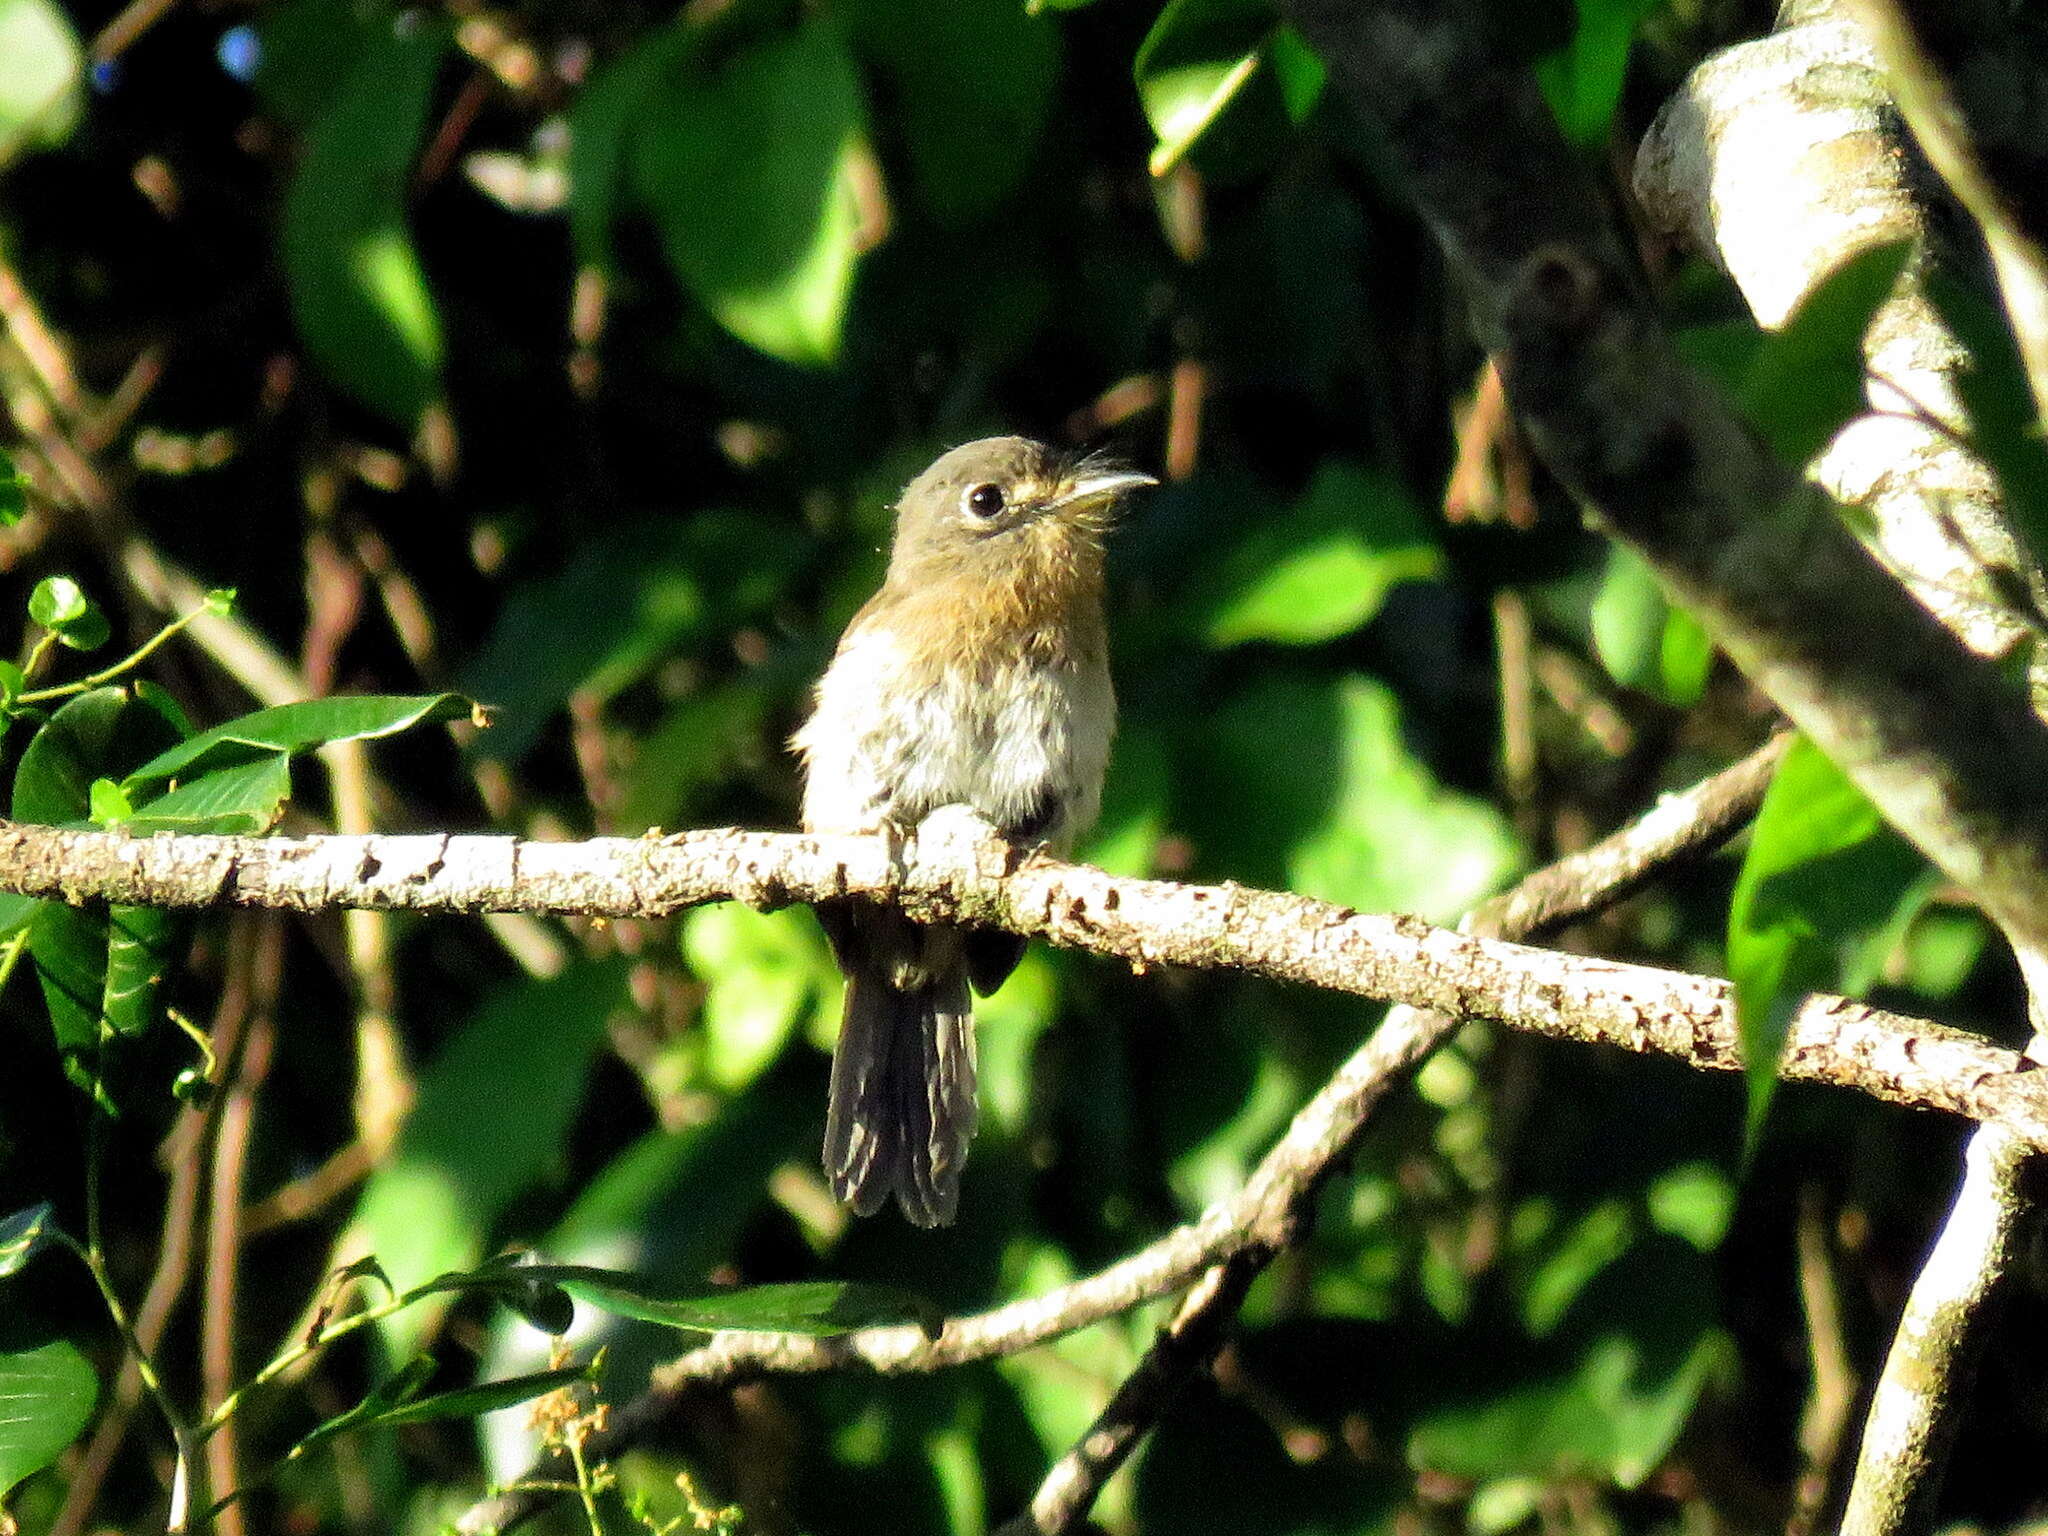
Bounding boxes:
[1269,0,2048,960]
[0,798,2041,1143]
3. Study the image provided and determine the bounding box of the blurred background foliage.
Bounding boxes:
[0,0,2041,1532]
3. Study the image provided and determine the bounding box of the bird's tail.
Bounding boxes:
[824,958,978,1227]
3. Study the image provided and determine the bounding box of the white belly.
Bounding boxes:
[796,627,1112,851]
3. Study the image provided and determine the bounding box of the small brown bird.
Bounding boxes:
[794,437,1155,1226]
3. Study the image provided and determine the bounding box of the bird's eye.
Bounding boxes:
[964,483,1007,518]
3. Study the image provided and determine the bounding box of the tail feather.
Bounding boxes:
[825,961,977,1226]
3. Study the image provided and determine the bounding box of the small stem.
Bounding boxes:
[194,1285,422,1439]
[58,1223,197,1526]
[567,1432,606,1536]
[18,600,214,705]
[20,627,60,682]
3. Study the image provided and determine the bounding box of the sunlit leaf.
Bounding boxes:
[125,753,294,834]
[1726,734,1936,1140]
[0,447,23,525]
[1536,0,1662,146]
[0,1317,97,1500]
[1592,545,1714,705]
[1134,0,1322,178]
[0,1202,56,1279]
[1200,461,1441,648]
[442,1263,943,1339]
[628,20,868,365]
[1193,674,1521,921]
[124,694,469,789]
[280,14,448,425]
[682,904,835,1092]
[0,0,83,171]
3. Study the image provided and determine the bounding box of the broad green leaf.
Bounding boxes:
[0,659,22,709]
[1660,606,1714,706]
[0,1317,97,1500]
[0,1202,55,1278]
[287,1358,589,1462]
[1726,734,1936,1140]
[0,0,83,171]
[14,689,166,1105]
[101,904,175,1039]
[846,0,1059,226]
[123,693,470,789]
[1200,461,1441,648]
[1192,674,1521,921]
[627,20,868,365]
[125,753,294,834]
[31,901,114,1107]
[347,960,628,1356]
[1742,239,1914,468]
[1134,0,1322,178]
[12,686,126,824]
[281,15,448,425]
[445,1264,941,1339]
[0,447,23,525]
[682,905,835,1092]
[1536,0,1662,146]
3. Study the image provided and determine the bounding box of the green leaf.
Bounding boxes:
[682,905,836,1092]
[31,901,114,1108]
[251,0,377,125]
[287,1358,589,1463]
[0,447,29,525]
[1199,461,1441,648]
[1741,238,1914,468]
[280,15,448,425]
[1536,0,1662,147]
[1726,735,1936,1140]
[124,753,294,834]
[27,575,108,651]
[123,693,469,790]
[0,1316,97,1501]
[846,0,1059,226]
[0,659,22,710]
[1592,545,1714,704]
[101,904,176,1039]
[1192,674,1522,921]
[87,778,131,827]
[484,1266,944,1339]
[627,20,868,365]
[0,1202,56,1278]
[0,0,83,171]
[1134,0,1323,178]
[347,960,629,1356]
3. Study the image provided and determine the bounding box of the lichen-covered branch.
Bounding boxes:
[1270,0,2048,961]
[0,810,2041,1142]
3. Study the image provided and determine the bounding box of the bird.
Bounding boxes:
[793,437,1156,1226]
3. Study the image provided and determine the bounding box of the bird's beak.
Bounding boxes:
[1047,469,1159,512]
